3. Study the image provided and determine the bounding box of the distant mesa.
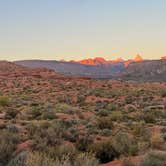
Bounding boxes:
[79,58,96,65]
[14,54,166,81]
[77,54,143,67]
[94,57,106,63]
[79,57,107,65]
[161,56,166,60]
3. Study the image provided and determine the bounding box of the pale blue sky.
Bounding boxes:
[0,0,166,61]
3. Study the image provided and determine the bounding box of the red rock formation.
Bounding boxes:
[134,54,143,62]
[77,55,143,67]
[124,55,143,67]
[161,56,166,60]
[113,57,124,62]
[79,58,96,65]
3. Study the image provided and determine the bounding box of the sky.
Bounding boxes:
[0,0,166,61]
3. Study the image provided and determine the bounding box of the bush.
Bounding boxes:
[5,109,18,119]
[25,152,68,166]
[125,96,133,104]
[32,127,62,150]
[142,112,156,123]
[100,129,112,136]
[96,110,109,117]
[7,151,28,166]
[96,117,113,130]
[121,159,135,166]
[150,134,164,149]
[140,151,166,166]
[56,94,72,104]
[132,123,151,142]
[41,111,56,120]
[111,111,123,121]
[74,153,99,166]
[25,151,99,166]
[89,141,119,163]
[64,127,79,142]
[29,107,42,119]
[161,90,166,97]
[161,128,166,133]
[46,145,77,161]
[6,124,19,133]
[0,96,10,107]
[0,131,20,165]
[162,133,166,141]
[76,135,93,151]
[106,103,118,111]
[26,123,38,138]
[112,132,138,156]
[0,140,16,165]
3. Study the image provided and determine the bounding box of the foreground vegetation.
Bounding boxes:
[0,66,166,165]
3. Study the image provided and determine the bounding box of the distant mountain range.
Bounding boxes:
[15,55,166,81]
[67,54,143,66]
[117,60,166,81]
[15,55,143,78]
[15,60,124,79]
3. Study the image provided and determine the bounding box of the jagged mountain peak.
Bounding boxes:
[77,55,143,66]
[133,54,143,62]
[113,57,124,62]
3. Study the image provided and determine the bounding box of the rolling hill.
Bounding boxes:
[15,60,125,79]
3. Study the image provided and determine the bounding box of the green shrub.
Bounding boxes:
[96,110,109,117]
[74,153,99,166]
[89,141,119,163]
[161,90,166,97]
[142,112,156,123]
[0,131,20,165]
[32,128,62,150]
[125,96,133,104]
[106,103,118,111]
[25,151,99,166]
[29,107,42,119]
[42,111,56,120]
[25,152,68,166]
[26,123,38,138]
[76,135,93,151]
[132,123,151,142]
[162,133,166,141]
[140,151,166,166]
[56,94,72,104]
[96,117,113,130]
[111,111,123,121]
[46,145,77,161]
[0,96,10,107]
[64,127,79,142]
[5,109,18,119]
[6,124,19,133]
[112,132,138,156]
[100,129,112,136]
[7,151,27,166]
